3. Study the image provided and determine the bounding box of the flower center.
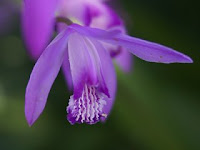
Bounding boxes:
[56,16,73,25]
[67,84,107,125]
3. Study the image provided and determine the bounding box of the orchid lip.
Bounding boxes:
[67,84,108,125]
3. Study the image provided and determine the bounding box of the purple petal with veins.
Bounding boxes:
[67,32,116,124]
[62,49,73,90]
[69,24,193,64]
[25,29,71,126]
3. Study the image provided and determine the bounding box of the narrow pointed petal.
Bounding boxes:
[22,0,59,59]
[105,34,193,63]
[70,24,193,64]
[68,33,98,99]
[89,38,116,120]
[25,30,71,126]
[62,50,73,90]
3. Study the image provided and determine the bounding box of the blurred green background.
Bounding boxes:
[0,0,200,150]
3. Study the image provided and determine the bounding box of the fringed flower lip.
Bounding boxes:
[25,23,192,126]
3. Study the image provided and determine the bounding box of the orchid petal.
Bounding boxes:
[22,0,59,60]
[62,50,73,90]
[68,33,98,99]
[90,4,122,29]
[25,29,71,126]
[105,34,193,63]
[82,38,110,97]
[69,24,120,39]
[69,24,193,63]
[89,38,117,120]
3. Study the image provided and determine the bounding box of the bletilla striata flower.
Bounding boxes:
[25,23,193,126]
[25,24,117,125]
[23,0,193,126]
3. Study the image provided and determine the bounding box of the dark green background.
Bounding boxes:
[0,0,199,150]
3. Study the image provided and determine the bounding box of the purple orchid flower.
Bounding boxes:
[25,23,192,126]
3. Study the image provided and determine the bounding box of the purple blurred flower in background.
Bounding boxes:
[0,0,19,35]
[25,23,192,126]
[22,0,59,59]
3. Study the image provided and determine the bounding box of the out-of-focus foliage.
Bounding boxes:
[0,0,199,150]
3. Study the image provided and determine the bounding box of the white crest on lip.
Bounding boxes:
[67,84,107,124]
